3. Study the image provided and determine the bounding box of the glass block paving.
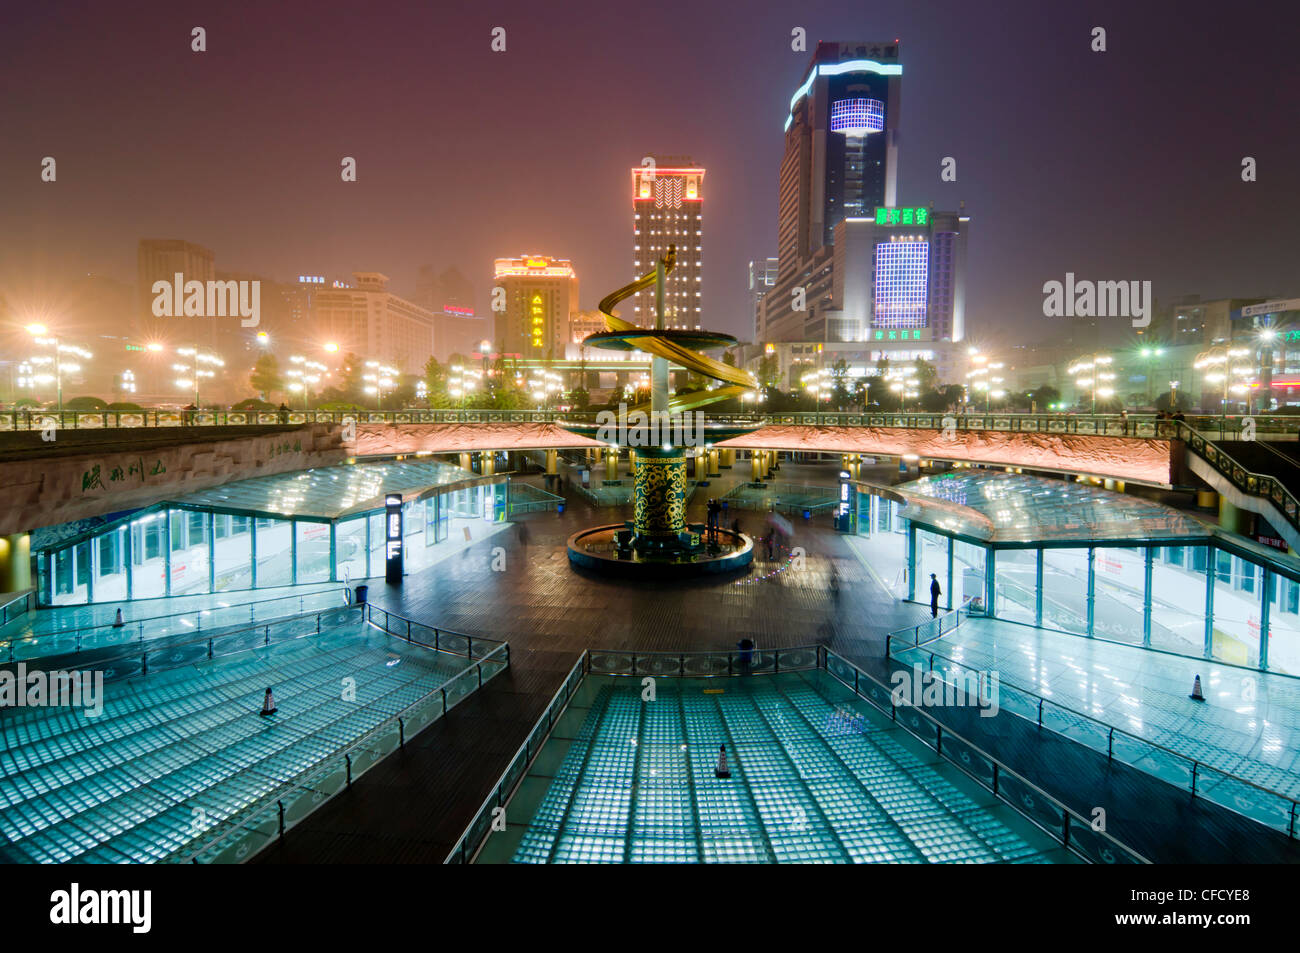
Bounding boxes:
[896,617,1300,801]
[479,671,1076,864]
[0,615,477,863]
[0,583,350,662]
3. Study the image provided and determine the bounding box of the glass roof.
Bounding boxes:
[172,459,482,520]
[891,471,1212,545]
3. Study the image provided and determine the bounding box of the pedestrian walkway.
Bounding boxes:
[490,672,1073,864]
[896,617,1300,800]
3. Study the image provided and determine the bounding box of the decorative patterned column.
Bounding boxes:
[633,447,687,540]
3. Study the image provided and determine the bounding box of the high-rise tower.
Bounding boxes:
[777,42,901,280]
[631,156,703,330]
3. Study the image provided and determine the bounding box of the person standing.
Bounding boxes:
[929,573,942,618]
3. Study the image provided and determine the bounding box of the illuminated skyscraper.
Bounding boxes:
[779,42,901,273]
[632,156,703,330]
[492,256,578,358]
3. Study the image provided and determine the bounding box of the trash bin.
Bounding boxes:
[354,584,368,605]
[557,502,566,515]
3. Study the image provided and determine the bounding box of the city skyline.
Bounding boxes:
[3,0,1299,357]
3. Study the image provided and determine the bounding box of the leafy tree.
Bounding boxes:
[756,353,782,391]
[1026,384,1061,412]
[250,354,283,400]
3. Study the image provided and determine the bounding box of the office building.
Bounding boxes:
[492,256,579,359]
[632,156,703,329]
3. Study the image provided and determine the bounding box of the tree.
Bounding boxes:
[757,352,782,391]
[912,357,938,393]
[250,354,282,401]
[422,356,450,406]
[1026,384,1061,412]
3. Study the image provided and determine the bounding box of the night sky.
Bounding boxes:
[2,0,1298,349]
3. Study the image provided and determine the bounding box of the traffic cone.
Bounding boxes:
[112,608,125,628]
[714,744,730,779]
[260,687,278,717]
[1189,675,1205,702]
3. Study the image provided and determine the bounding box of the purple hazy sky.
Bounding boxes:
[2,0,1298,348]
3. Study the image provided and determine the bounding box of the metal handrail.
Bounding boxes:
[445,651,587,864]
[1,586,352,661]
[7,406,1298,436]
[884,597,975,657]
[891,637,1300,838]
[447,644,1150,865]
[362,602,507,661]
[821,648,1151,863]
[179,639,511,864]
[1177,421,1300,537]
[0,602,363,673]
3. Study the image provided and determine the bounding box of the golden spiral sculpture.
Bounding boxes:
[593,245,759,414]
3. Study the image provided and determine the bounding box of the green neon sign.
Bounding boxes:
[875,206,929,226]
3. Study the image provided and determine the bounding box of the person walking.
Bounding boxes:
[929,573,942,618]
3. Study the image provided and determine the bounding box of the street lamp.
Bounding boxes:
[1067,353,1115,414]
[1137,346,1166,406]
[287,356,328,407]
[363,361,399,409]
[965,354,1004,413]
[26,324,92,414]
[1194,345,1252,438]
[175,347,224,408]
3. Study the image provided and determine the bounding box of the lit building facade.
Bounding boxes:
[632,156,703,329]
[778,42,901,276]
[749,257,778,340]
[492,256,578,359]
[308,272,437,374]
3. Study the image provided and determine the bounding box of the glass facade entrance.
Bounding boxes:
[856,472,1300,675]
[34,463,510,606]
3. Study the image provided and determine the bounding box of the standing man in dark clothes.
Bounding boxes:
[929,573,942,617]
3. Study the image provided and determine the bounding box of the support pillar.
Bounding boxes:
[751,451,763,482]
[630,449,637,479]
[720,448,734,469]
[708,449,720,478]
[606,448,618,482]
[545,449,558,476]
[479,451,494,476]
[1218,497,1247,535]
[0,533,31,593]
[1196,489,1217,510]
[459,452,472,471]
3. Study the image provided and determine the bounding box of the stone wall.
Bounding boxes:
[2,424,346,535]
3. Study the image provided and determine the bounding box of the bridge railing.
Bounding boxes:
[4,407,1295,440]
[1177,422,1300,538]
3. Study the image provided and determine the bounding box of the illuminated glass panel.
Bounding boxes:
[873,240,929,329]
[829,98,884,135]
